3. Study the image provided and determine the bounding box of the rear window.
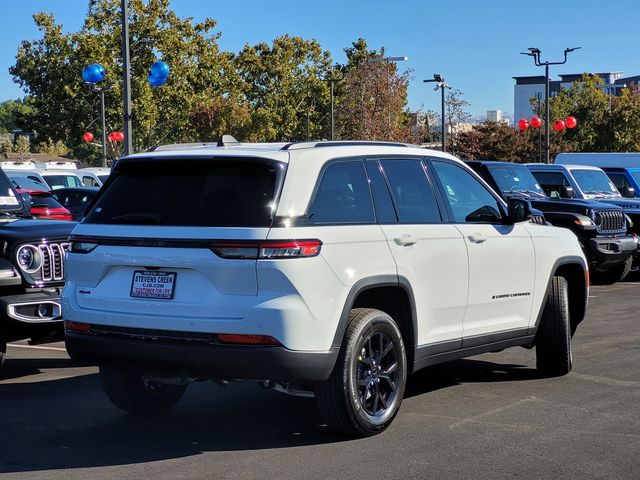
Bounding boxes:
[84,158,285,227]
[44,175,82,189]
[29,194,63,209]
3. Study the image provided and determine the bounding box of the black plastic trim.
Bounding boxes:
[331,275,418,351]
[461,327,530,348]
[65,331,338,384]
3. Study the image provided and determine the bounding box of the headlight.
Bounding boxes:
[593,211,602,226]
[16,245,43,273]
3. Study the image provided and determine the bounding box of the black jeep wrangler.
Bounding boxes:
[0,169,75,366]
[468,160,637,284]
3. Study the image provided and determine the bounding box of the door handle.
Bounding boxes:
[394,235,418,246]
[468,233,487,244]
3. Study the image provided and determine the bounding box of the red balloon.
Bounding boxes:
[553,120,566,132]
[114,131,125,142]
[529,116,541,128]
[517,118,529,131]
[108,131,116,141]
[83,132,94,142]
[565,116,577,129]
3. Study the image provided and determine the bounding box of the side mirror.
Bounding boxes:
[621,186,635,198]
[506,198,532,224]
[560,185,574,198]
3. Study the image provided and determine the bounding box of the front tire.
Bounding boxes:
[592,256,633,285]
[536,276,572,377]
[315,308,407,437]
[100,366,187,415]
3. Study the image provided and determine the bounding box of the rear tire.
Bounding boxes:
[536,276,572,377]
[100,366,187,415]
[592,256,633,285]
[315,308,407,437]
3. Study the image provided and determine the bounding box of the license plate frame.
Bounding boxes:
[130,270,177,300]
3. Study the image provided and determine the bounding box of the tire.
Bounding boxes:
[0,339,5,369]
[100,366,187,415]
[314,308,407,437]
[592,256,633,285]
[535,276,572,377]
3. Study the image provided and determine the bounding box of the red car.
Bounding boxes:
[16,188,73,221]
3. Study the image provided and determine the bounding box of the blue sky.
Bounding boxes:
[1,0,638,117]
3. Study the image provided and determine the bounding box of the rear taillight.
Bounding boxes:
[217,334,281,345]
[65,320,91,332]
[69,241,98,253]
[210,239,322,259]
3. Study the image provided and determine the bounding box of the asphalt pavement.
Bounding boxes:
[1,282,639,479]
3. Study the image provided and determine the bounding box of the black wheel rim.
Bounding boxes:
[354,330,400,422]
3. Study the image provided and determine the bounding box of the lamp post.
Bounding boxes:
[120,0,133,157]
[521,47,581,163]
[423,74,451,152]
[367,56,408,130]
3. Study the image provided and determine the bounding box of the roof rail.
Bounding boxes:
[281,140,415,150]
[147,142,218,152]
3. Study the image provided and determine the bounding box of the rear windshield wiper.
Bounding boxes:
[109,213,163,224]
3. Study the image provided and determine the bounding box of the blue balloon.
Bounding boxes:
[82,63,106,84]
[149,61,170,80]
[148,73,167,87]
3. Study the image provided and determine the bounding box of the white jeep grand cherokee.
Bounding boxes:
[62,140,588,436]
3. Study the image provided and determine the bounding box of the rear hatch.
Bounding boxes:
[67,156,287,321]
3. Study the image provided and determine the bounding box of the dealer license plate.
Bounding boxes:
[130,270,177,300]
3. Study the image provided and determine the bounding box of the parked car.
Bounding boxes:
[555,153,640,199]
[63,140,588,436]
[0,169,75,367]
[37,170,83,190]
[51,187,99,220]
[17,188,73,221]
[4,170,50,191]
[469,161,636,284]
[77,168,110,187]
[527,163,640,235]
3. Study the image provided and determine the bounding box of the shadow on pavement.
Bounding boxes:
[0,356,89,381]
[0,357,541,473]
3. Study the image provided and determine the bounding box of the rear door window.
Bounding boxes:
[529,171,572,197]
[308,160,374,224]
[379,159,441,223]
[84,158,285,227]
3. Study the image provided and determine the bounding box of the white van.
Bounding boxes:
[37,170,83,189]
[77,168,110,187]
[0,161,37,170]
[36,160,78,170]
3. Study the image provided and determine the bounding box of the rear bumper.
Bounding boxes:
[588,235,637,269]
[65,328,339,384]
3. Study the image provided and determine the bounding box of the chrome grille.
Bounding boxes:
[35,242,69,282]
[595,210,626,234]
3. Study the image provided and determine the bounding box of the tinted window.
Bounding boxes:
[44,175,82,189]
[9,176,49,191]
[85,159,284,227]
[308,161,374,224]
[432,160,503,223]
[529,171,572,197]
[365,160,397,223]
[380,159,440,223]
[29,194,63,209]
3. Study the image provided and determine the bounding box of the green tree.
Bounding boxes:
[10,0,236,162]
[335,39,414,141]
[234,35,333,141]
[0,139,13,154]
[14,135,31,160]
[36,138,69,156]
[0,98,36,134]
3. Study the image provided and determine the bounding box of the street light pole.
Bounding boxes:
[367,56,408,131]
[120,0,133,156]
[521,47,581,163]
[424,74,451,152]
[100,88,107,166]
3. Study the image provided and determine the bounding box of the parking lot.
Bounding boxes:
[1,282,639,480]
